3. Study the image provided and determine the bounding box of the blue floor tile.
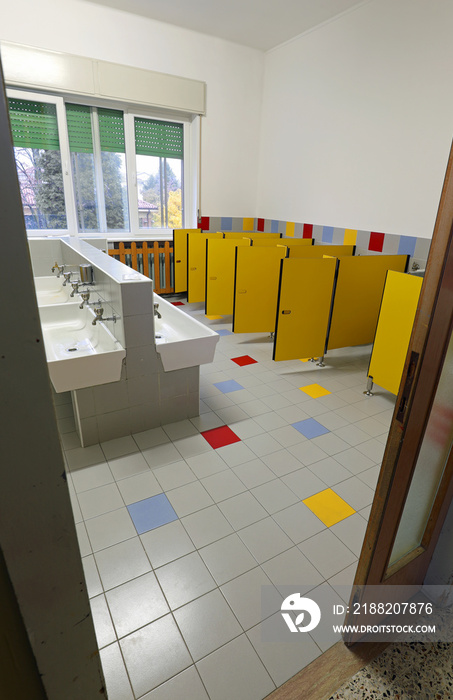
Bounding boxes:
[216,329,233,336]
[127,494,178,534]
[214,379,245,393]
[291,418,330,439]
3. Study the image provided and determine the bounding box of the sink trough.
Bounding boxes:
[154,295,219,371]
[38,303,126,393]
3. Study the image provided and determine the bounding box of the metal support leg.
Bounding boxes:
[316,356,325,367]
[363,376,374,396]
[270,332,274,339]
[309,358,317,363]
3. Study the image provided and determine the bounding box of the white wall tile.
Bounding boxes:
[125,345,161,379]
[123,314,155,347]
[127,374,159,406]
[79,417,100,447]
[121,280,154,317]
[97,408,131,443]
[129,402,162,434]
[92,381,129,414]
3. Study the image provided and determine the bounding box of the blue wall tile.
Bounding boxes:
[221,217,233,231]
[322,226,334,243]
[397,236,417,257]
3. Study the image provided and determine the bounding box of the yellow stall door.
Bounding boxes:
[233,246,287,333]
[273,257,337,361]
[253,238,314,248]
[223,232,282,240]
[289,244,355,258]
[206,238,251,316]
[173,228,199,293]
[187,232,223,303]
[368,271,423,395]
[327,255,409,351]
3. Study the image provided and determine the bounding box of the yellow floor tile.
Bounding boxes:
[299,383,331,398]
[205,315,223,320]
[303,488,355,527]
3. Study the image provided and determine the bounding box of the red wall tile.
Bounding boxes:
[369,232,385,252]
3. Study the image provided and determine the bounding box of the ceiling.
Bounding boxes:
[85,0,368,51]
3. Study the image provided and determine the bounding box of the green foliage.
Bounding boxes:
[167,189,182,228]
[71,152,98,231]
[141,160,181,228]
[72,151,126,231]
[34,150,67,228]
[102,152,126,230]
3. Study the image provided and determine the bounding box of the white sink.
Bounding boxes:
[34,275,73,305]
[154,295,219,371]
[38,303,126,393]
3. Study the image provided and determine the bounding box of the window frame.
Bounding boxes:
[124,110,192,238]
[7,88,197,239]
[7,88,78,236]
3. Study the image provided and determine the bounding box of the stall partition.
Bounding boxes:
[366,271,423,395]
[205,238,251,316]
[233,245,288,333]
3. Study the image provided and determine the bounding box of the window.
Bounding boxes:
[134,118,184,230]
[66,105,129,233]
[7,89,191,237]
[9,96,69,230]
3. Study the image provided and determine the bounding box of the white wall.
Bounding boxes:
[0,0,264,218]
[257,0,453,238]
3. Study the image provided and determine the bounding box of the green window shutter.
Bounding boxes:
[135,118,183,159]
[98,108,125,153]
[66,104,93,153]
[8,98,60,150]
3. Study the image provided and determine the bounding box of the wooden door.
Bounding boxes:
[345,141,453,642]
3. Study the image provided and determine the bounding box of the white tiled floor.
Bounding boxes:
[58,299,396,700]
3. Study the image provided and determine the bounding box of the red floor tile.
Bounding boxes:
[201,425,241,449]
[231,355,257,367]
[171,301,185,306]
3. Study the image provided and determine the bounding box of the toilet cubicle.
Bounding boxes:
[232,243,356,335]
[273,254,410,363]
[205,236,313,316]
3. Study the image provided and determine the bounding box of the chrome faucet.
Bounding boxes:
[71,280,94,298]
[62,271,73,286]
[79,291,92,309]
[92,305,117,325]
[71,281,81,297]
[52,262,66,278]
[154,302,162,319]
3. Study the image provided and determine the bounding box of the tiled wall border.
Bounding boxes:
[198,216,431,269]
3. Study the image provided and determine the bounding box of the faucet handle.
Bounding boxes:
[79,291,91,309]
[62,271,73,286]
[52,263,65,277]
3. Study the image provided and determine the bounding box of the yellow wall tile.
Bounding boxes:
[243,217,255,231]
[285,222,295,237]
[344,229,358,245]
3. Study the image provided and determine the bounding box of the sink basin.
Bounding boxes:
[38,303,126,392]
[154,296,219,371]
[34,275,73,305]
